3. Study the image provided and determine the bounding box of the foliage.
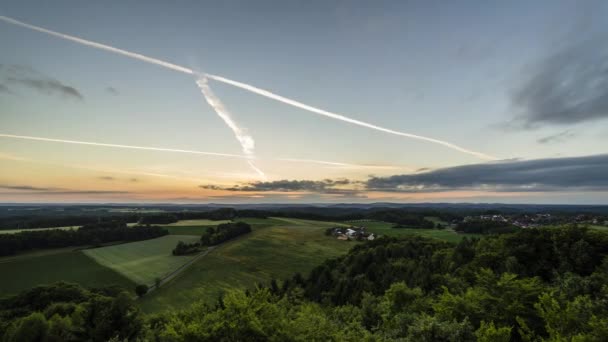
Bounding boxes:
[171,241,200,255]
[135,284,148,297]
[200,222,252,246]
[4,225,608,341]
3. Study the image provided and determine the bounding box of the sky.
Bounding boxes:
[1,0,608,204]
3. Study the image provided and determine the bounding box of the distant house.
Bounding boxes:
[337,235,348,241]
[346,228,356,236]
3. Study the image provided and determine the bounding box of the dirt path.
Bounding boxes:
[147,246,216,293]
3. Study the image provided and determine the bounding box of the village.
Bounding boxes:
[462,213,608,229]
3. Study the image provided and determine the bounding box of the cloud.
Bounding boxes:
[0,84,11,94]
[366,154,608,193]
[512,37,608,126]
[200,179,361,194]
[537,130,576,144]
[98,176,115,181]
[105,86,119,95]
[0,64,83,100]
[0,184,129,195]
[2,190,131,195]
[0,185,59,191]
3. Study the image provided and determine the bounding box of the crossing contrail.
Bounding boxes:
[0,15,496,160]
[196,77,266,179]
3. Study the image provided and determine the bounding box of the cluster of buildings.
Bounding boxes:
[463,213,608,229]
[329,226,375,241]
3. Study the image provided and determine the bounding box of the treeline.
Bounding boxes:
[135,208,239,224]
[0,214,140,231]
[0,282,146,341]
[2,226,608,340]
[172,241,200,256]
[200,222,251,246]
[0,222,168,256]
[456,219,519,234]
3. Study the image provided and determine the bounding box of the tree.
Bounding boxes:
[135,284,148,297]
[475,321,511,342]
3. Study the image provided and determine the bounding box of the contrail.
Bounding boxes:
[196,77,266,179]
[0,133,245,159]
[0,16,193,75]
[0,15,496,160]
[205,74,497,161]
[0,133,401,170]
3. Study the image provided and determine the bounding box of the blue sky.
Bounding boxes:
[1,0,608,203]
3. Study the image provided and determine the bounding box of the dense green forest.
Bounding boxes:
[1,225,607,341]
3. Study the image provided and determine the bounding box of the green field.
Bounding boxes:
[362,220,481,243]
[139,218,354,313]
[83,235,202,286]
[0,249,134,296]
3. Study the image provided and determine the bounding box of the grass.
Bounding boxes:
[83,235,202,286]
[0,249,134,296]
[362,220,481,243]
[139,218,354,313]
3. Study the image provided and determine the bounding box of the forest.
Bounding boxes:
[1,225,607,341]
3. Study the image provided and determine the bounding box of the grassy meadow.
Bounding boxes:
[0,249,134,296]
[139,218,354,313]
[83,235,202,286]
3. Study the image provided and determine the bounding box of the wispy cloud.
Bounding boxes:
[0,185,60,191]
[537,130,576,144]
[512,37,608,127]
[0,184,129,195]
[98,176,115,181]
[105,86,119,95]
[0,64,83,100]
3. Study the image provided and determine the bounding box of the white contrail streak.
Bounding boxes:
[0,133,246,159]
[196,77,265,179]
[205,74,497,161]
[0,16,193,75]
[0,133,400,170]
[196,77,255,156]
[0,15,496,160]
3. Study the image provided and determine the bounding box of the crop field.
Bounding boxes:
[0,249,134,295]
[139,218,354,313]
[83,235,202,286]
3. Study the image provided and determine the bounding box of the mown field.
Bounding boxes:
[139,217,354,313]
[83,235,201,286]
[360,220,481,243]
[0,249,134,296]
